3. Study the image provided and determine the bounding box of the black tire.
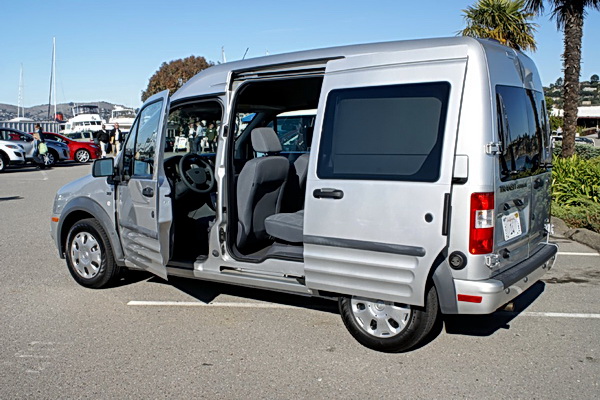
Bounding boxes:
[65,218,120,288]
[338,284,440,353]
[0,153,6,172]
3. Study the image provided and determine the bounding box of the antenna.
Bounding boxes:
[242,47,249,60]
[221,46,227,63]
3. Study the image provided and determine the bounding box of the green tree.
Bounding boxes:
[525,0,600,158]
[555,77,563,86]
[141,56,214,102]
[459,0,538,51]
[591,74,599,83]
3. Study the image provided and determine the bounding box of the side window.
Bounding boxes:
[496,85,545,181]
[272,115,314,152]
[317,82,450,182]
[122,100,163,178]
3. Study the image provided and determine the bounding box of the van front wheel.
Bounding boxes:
[65,218,120,288]
[338,285,439,353]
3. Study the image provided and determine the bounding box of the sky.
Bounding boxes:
[2,0,600,109]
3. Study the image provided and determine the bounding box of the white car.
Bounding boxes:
[0,140,26,172]
[0,127,70,165]
[64,130,95,142]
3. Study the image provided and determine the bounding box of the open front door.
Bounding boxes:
[117,90,171,279]
[304,49,467,306]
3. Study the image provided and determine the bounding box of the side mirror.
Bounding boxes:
[92,158,115,177]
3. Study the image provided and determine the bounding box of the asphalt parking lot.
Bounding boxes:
[1,163,599,399]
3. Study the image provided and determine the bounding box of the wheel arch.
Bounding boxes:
[428,249,458,314]
[58,197,124,263]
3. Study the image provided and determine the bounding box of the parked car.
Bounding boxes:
[51,37,557,353]
[41,132,101,163]
[0,140,26,172]
[64,130,95,143]
[0,127,70,166]
[551,134,595,146]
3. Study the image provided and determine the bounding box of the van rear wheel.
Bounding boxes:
[338,284,439,353]
[65,218,120,288]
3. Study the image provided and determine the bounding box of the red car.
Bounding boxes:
[38,132,101,163]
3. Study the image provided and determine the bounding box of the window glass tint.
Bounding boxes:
[496,86,547,181]
[135,101,162,177]
[267,114,315,152]
[122,100,163,179]
[122,118,139,178]
[317,82,450,181]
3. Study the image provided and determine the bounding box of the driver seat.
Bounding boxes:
[236,128,289,252]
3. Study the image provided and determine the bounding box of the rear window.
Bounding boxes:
[317,82,450,182]
[496,85,550,181]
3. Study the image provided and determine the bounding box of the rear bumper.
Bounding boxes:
[453,243,558,314]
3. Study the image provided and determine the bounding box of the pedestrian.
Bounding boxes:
[97,124,111,158]
[188,122,196,152]
[112,123,123,154]
[32,124,48,169]
[193,121,205,153]
[205,122,218,152]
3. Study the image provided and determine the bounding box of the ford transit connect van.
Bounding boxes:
[51,37,557,352]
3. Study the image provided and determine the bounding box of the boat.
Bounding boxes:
[108,106,136,134]
[62,104,105,135]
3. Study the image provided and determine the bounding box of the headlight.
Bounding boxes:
[53,193,66,214]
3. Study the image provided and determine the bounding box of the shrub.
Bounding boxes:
[552,142,600,160]
[552,155,600,205]
[552,201,600,233]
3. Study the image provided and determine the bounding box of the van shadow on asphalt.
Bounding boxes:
[443,281,546,336]
[114,269,545,346]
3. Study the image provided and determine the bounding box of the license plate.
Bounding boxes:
[502,211,522,241]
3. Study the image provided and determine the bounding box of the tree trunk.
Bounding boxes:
[561,5,584,158]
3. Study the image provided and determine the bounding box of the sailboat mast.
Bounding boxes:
[53,38,57,120]
[47,37,55,120]
[17,64,23,118]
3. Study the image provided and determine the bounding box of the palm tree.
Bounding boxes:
[459,0,538,51]
[525,0,600,157]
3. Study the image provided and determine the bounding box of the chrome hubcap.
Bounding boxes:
[70,231,102,279]
[45,153,55,165]
[76,150,89,162]
[350,297,412,338]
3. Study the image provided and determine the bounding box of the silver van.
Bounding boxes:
[51,37,557,352]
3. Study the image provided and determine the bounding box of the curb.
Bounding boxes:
[551,216,600,252]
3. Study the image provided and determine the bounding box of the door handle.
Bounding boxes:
[142,187,154,197]
[313,188,344,199]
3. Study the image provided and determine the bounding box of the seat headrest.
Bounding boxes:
[251,128,282,153]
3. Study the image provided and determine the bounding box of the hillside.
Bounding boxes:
[0,101,127,122]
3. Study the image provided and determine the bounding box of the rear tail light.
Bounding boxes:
[469,192,494,254]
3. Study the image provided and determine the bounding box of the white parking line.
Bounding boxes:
[557,252,599,256]
[520,312,600,319]
[128,301,600,319]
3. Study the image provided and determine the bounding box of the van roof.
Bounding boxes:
[171,37,537,102]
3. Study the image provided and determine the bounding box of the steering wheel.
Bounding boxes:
[178,153,215,194]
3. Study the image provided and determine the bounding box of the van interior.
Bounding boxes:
[165,75,323,264]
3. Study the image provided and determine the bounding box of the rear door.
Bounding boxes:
[117,91,171,279]
[304,50,467,306]
[494,86,551,273]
